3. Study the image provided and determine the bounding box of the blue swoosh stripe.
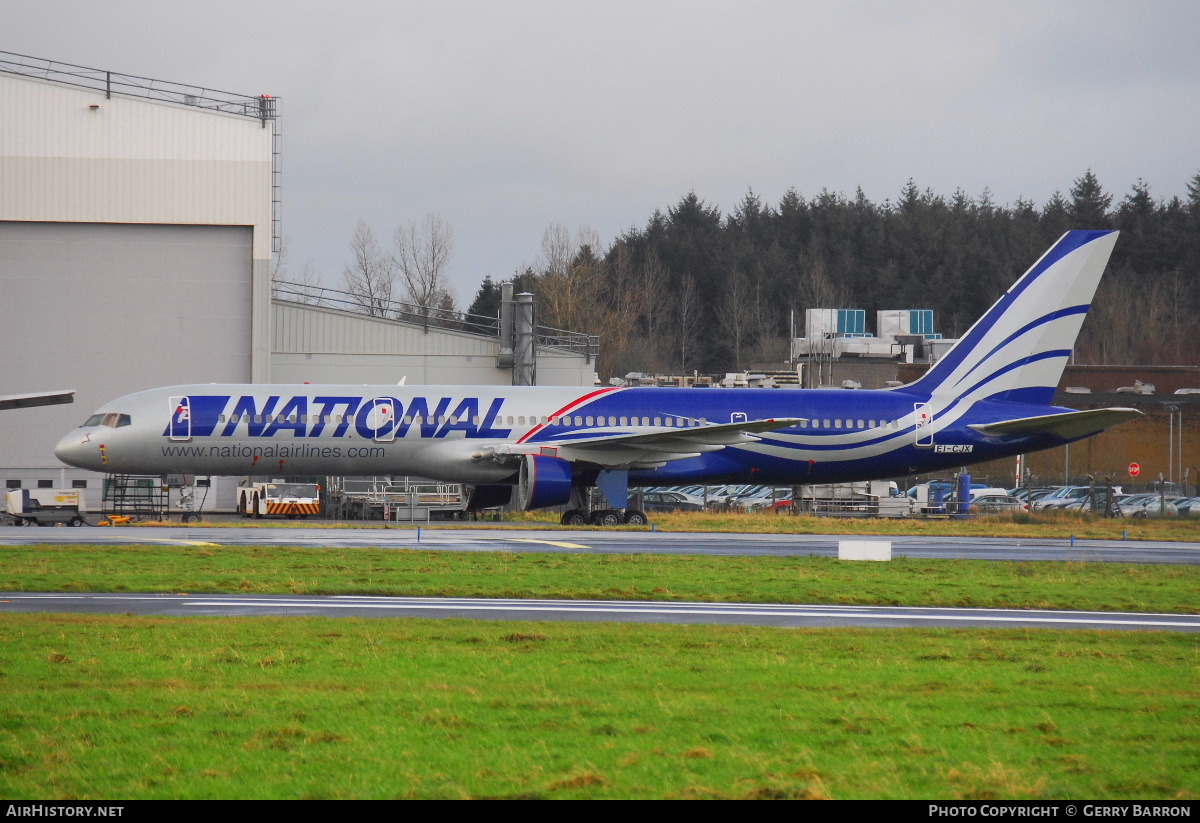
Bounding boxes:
[957,349,1072,400]
[911,231,1110,391]
[952,305,1089,389]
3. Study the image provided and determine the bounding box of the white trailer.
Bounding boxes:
[4,489,87,526]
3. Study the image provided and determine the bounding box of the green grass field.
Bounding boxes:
[2,544,1198,613]
[140,508,1200,543]
[2,541,1197,799]
[1,613,1197,799]
[508,508,1200,541]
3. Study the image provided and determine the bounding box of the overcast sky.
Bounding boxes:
[8,1,1199,302]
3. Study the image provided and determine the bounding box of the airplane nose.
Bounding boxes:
[54,431,99,470]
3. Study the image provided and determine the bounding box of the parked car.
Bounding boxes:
[1031,486,1091,510]
[1060,490,1124,515]
[1174,497,1200,516]
[728,487,793,512]
[1009,487,1057,504]
[970,494,1029,514]
[638,491,704,513]
[1118,495,1178,518]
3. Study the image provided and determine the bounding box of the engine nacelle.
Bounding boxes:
[514,454,574,511]
[464,484,513,511]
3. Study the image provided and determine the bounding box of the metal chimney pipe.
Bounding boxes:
[513,292,536,386]
[497,281,515,369]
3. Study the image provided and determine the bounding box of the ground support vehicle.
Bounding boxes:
[238,482,321,519]
[4,489,87,526]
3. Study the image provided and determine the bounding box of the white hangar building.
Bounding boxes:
[0,51,595,507]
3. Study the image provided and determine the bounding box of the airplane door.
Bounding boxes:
[368,397,396,442]
[914,403,933,447]
[168,396,192,441]
[731,412,748,424]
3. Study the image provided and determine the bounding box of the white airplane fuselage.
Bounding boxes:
[54,231,1139,512]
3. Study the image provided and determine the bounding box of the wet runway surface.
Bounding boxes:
[2,524,1198,565]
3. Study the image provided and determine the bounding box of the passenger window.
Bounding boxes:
[857,419,865,428]
[653,417,661,426]
[585,416,594,426]
[834,420,842,429]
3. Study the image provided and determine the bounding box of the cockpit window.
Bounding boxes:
[84,413,132,428]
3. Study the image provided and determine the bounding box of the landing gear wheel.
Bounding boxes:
[623,509,648,526]
[590,509,623,527]
[561,509,588,526]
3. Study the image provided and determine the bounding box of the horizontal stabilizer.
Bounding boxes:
[0,390,75,411]
[969,407,1141,439]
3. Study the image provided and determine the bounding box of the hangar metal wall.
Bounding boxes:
[0,71,274,382]
[0,61,274,508]
[0,221,253,478]
[271,301,595,386]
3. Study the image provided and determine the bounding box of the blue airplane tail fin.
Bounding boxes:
[904,230,1119,406]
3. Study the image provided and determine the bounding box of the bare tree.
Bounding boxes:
[270,235,289,295]
[795,255,846,312]
[394,214,456,311]
[538,222,573,279]
[271,237,323,305]
[675,275,703,374]
[639,248,669,349]
[342,220,395,317]
[750,278,781,362]
[718,269,756,368]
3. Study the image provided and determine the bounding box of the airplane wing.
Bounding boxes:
[0,390,75,411]
[487,417,804,468]
[969,407,1141,439]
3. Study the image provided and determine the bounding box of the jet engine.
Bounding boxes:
[513,454,574,511]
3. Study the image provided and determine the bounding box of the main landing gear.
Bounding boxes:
[557,484,649,527]
[560,508,648,527]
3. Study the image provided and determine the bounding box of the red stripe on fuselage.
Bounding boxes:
[515,387,622,444]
